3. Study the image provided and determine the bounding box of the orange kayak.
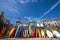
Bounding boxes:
[9,27,16,38]
[36,28,41,38]
[0,26,6,37]
[44,29,47,38]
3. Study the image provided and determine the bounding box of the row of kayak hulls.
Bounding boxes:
[9,26,60,38]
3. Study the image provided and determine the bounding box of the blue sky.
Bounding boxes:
[0,0,60,25]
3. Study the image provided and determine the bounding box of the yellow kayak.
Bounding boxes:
[36,28,41,38]
[52,30,60,38]
[9,27,16,38]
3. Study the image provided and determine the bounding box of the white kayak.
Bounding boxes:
[46,30,53,38]
[41,29,45,38]
[52,30,60,38]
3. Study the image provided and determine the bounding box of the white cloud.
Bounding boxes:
[25,16,32,20]
[25,16,35,22]
[19,0,38,4]
[40,0,60,19]
[19,0,29,4]
[8,0,16,5]
[24,16,40,23]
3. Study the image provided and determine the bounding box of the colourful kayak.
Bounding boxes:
[52,30,60,38]
[23,29,28,38]
[31,28,35,38]
[36,28,41,38]
[9,27,16,38]
[46,30,53,38]
[15,25,20,38]
[41,29,45,38]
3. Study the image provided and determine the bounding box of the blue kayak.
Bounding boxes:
[15,25,20,38]
[19,27,25,38]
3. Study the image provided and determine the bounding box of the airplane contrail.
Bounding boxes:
[40,0,60,19]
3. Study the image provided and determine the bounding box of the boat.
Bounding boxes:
[46,30,53,38]
[9,27,16,38]
[36,28,41,38]
[41,29,45,38]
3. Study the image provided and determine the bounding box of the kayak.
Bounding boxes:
[52,30,57,38]
[23,29,28,38]
[15,25,20,38]
[36,28,41,38]
[9,27,16,38]
[31,28,35,38]
[44,29,47,38]
[41,29,45,38]
[0,26,6,37]
[52,30,60,38]
[46,30,53,38]
[28,26,32,37]
[19,27,25,38]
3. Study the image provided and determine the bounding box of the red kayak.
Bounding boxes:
[31,28,35,38]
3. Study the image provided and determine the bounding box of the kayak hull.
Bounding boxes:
[46,30,53,38]
[9,27,16,38]
[36,29,41,38]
